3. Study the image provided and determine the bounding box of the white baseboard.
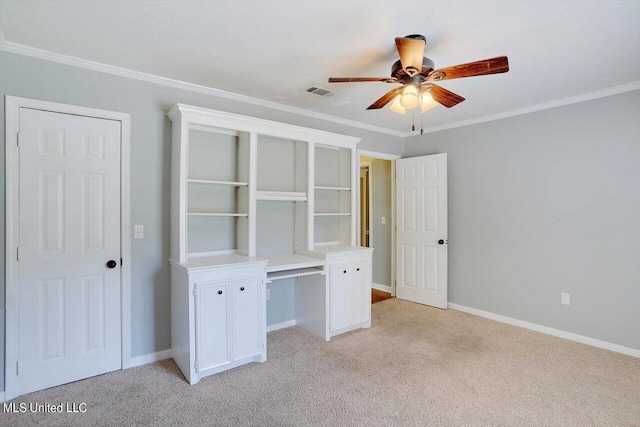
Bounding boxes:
[448,303,640,358]
[267,319,296,332]
[372,283,392,293]
[129,349,173,368]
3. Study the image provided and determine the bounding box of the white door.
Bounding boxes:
[329,264,351,332]
[195,281,230,371]
[350,260,371,324]
[18,108,122,395]
[396,154,448,308]
[232,277,261,359]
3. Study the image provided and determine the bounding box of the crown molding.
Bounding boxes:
[403,80,640,137]
[2,32,638,141]
[0,35,407,138]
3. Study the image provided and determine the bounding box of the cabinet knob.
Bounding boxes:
[240,287,245,291]
[343,270,347,274]
[218,290,223,295]
[356,268,360,271]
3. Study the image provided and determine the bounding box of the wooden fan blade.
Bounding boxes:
[425,56,509,81]
[366,88,401,110]
[395,37,425,75]
[428,84,465,108]
[329,77,398,83]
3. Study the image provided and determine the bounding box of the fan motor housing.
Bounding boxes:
[392,57,435,81]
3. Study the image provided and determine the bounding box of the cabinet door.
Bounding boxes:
[329,264,351,332]
[232,277,262,359]
[351,260,371,325]
[195,281,230,372]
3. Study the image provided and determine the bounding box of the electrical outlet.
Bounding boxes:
[266,289,271,301]
[134,225,144,239]
[381,216,386,225]
[561,293,570,306]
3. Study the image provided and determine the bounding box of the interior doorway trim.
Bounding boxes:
[356,150,401,296]
[4,96,132,400]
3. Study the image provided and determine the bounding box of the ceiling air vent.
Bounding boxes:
[304,86,336,97]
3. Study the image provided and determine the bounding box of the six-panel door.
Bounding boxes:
[232,277,262,359]
[195,281,230,371]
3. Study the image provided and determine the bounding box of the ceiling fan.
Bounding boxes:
[328,34,509,119]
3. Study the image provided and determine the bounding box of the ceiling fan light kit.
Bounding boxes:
[328,34,510,131]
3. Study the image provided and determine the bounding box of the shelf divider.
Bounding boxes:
[188,179,248,186]
[188,212,248,217]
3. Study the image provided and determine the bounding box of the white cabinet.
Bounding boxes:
[232,277,262,359]
[329,264,351,332]
[171,258,267,385]
[168,104,367,384]
[317,247,373,337]
[195,280,230,371]
[350,259,371,325]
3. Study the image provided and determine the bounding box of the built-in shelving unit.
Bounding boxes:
[169,104,371,386]
[313,144,355,248]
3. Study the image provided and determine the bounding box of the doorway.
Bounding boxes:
[5,97,132,400]
[357,150,400,304]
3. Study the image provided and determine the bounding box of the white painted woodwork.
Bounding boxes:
[195,281,231,371]
[168,104,369,383]
[17,108,122,395]
[232,278,262,359]
[351,260,372,324]
[396,154,448,309]
[329,264,351,332]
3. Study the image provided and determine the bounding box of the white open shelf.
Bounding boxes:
[188,212,248,217]
[314,212,351,217]
[314,186,351,191]
[256,191,307,202]
[188,179,248,187]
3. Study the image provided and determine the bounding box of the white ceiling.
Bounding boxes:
[1,1,639,135]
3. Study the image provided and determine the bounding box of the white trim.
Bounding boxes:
[267,319,297,332]
[372,283,392,293]
[4,96,133,398]
[129,349,173,368]
[403,81,640,136]
[358,150,402,161]
[448,303,640,358]
[2,34,638,141]
[359,161,373,249]
[357,150,398,297]
[0,36,405,138]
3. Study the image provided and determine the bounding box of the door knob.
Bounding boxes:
[240,287,245,291]
[438,239,445,245]
[106,260,117,269]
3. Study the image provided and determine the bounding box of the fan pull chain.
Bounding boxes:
[421,113,424,135]
[412,113,415,132]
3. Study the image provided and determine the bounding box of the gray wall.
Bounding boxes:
[405,90,640,350]
[361,157,392,288]
[0,51,403,391]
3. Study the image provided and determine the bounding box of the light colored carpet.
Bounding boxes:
[3,298,639,426]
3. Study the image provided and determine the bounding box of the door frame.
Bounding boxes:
[357,150,401,296]
[359,161,372,248]
[4,96,132,400]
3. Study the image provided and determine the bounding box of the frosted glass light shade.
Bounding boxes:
[389,95,406,114]
[420,91,438,113]
[400,85,420,109]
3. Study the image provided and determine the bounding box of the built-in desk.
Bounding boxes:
[264,253,329,340]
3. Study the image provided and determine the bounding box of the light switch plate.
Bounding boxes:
[381,217,386,225]
[134,225,144,239]
[561,293,570,305]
